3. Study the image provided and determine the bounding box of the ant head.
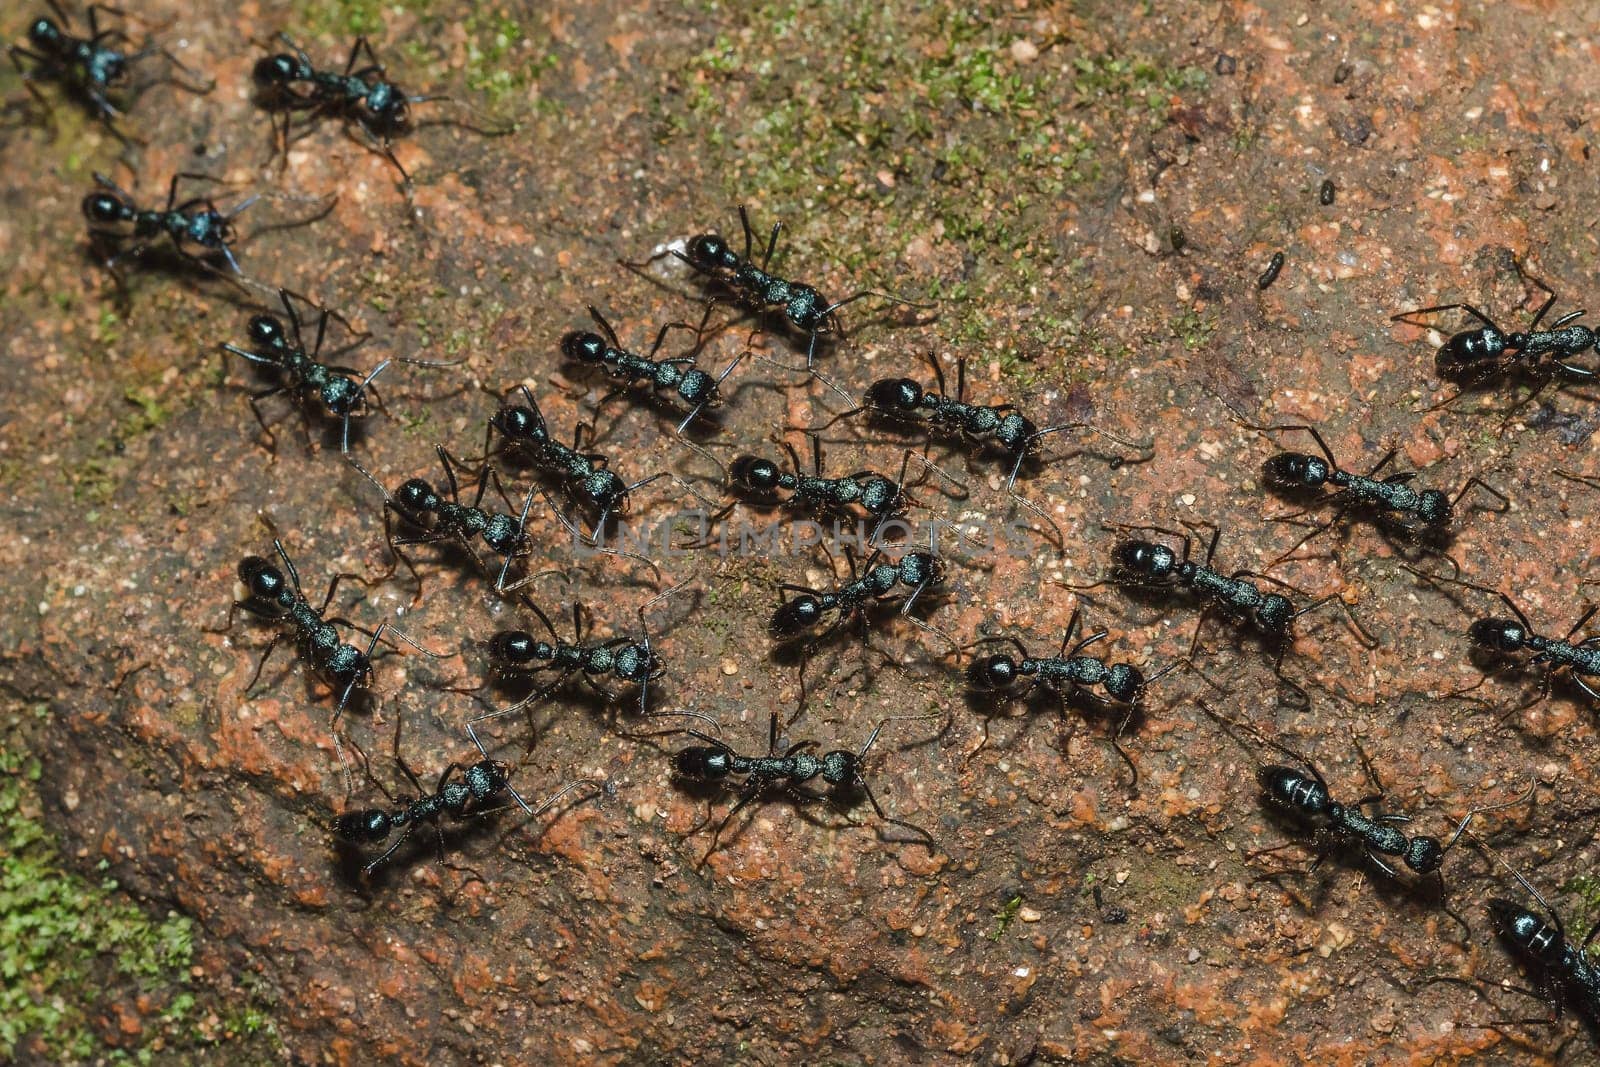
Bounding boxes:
[492,404,542,443]
[321,375,366,417]
[362,82,410,133]
[1102,663,1146,704]
[967,653,1020,692]
[1256,594,1294,635]
[674,745,732,782]
[464,759,511,802]
[1469,617,1527,654]
[395,478,439,514]
[820,749,859,788]
[81,191,128,227]
[247,314,289,350]
[613,642,660,683]
[865,377,923,415]
[1261,452,1328,490]
[237,556,286,600]
[253,53,299,87]
[333,809,391,844]
[785,285,827,332]
[678,368,716,406]
[28,17,60,47]
[898,550,943,588]
[858,475,902,516]
[561,330,607,363]
[771,594,825,638]
[686,233,733,270]
[1404,835,1446,875]
[489,630,538,667]
[731,455,780,492]
[582,469,629,512]
[1416,488,1451,526]
[1112,540,1176,580]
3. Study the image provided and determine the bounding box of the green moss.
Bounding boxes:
[987,894,1023,940]
[1170,307,1217,351]
[295,0,389,39]
[0,741,193,1059]
[1561,874,1600,941]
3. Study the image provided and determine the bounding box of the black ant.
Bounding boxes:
[251,32,494,190]
[813,351,1149,550]
[1237,417,1507,568]
[82,171,257,285]
[1392,265,1599,415]
[1400,567,1600,711]
[335,720,600,878]
[455,586,715,738]
[8,1,212,142]
[629,205,932,370]
[688,435,960,547]
[221,287,456,454]
[1202,702,1533,932]
[1063,520,1376,666]
[348,446,542,601]
[475,384,668,540]
[670,711,939,866]
[561,305,745,435]
[772,545,952,650]
[965,605,1180,786]
[1483,860,1600,1028]
[209,534,440,787]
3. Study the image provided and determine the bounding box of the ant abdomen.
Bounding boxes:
[674,746,733,781]
[561,331,607,362]
[866,378,923,414]
[1262,452,1330,490]
[771,595,825,637]
[967,654,1019,691]
[334,809,393,844]
[1258,765,1330,816]
[1468,617,1528,654]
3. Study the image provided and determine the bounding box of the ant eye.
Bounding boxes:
[30,18,55,42]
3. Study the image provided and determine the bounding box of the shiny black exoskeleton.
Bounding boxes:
[842,351,1128,489]
[1201,703,1530,927]
[9,1,211,140]
[349,446,537,600]
[967,607,1169,708]
[1250,421,1506,565]
[966,606,1177,786]
[771,548,946,644]
[637,206,927,369]
[1405,569,1600,707]
[721,435,911,541]
[1111,529,1288,638]
[1487,866,1600,1026]
[670,712,937,864]
[1393,269,1599,406]
[335,732,597,877]
[210,536,431,714]
[82,171,255,282]
[252,33,433,185]
[561,305,743,434]
[222,289,377,454]
[479,384,662,535]
[479,592,672,719]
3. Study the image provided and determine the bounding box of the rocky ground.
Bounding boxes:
[3,0,1600,1063]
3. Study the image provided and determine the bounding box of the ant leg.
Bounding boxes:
[1005,490,1066,555]
[852,776,937,850]
[244,386,287,455]
[241,634,283,693]
[1512,261,1559,330]
[1390,302,1498,330]
[1561,604,1599,643]
[1450,476,1511,515]
[699,778,770,867]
